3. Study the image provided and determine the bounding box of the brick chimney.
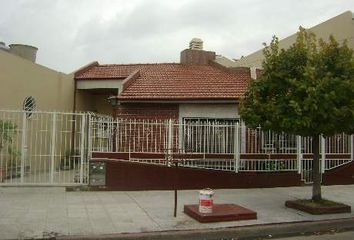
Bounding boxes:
[180,38,216,65]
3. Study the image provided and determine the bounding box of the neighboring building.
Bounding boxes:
[0,43,74,112]
[222,11,354,69]
[214,55,239,68]
[74,38,254,123]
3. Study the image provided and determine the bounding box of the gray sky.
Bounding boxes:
[1,0,353,73]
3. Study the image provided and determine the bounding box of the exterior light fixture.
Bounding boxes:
[107,96,119,106]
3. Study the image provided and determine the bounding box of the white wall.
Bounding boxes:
[0,49,74,111]
[178,103,239,121]
[76,79,122,92]
[233,11,354,68]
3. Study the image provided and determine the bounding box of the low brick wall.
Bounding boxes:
[91,158,301,191]
[323,161,354,185]
[92,152,354,189]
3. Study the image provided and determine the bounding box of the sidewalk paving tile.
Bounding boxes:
[0,185,353,239]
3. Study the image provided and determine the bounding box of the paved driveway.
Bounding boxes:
[0,185,353,239]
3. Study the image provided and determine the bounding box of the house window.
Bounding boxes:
[262,131,297,153]
[23,96,36,119]
[182,118,239,153]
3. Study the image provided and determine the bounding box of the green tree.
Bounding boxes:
[0,120,20,167]
[240,28,354,201]
[0,120,17,153]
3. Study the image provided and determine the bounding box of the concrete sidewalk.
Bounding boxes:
[0,185,353,239]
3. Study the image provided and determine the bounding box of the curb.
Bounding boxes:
[57,217,354,240]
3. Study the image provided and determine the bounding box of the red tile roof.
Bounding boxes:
[75,63,251,101]
[75,63,156,79]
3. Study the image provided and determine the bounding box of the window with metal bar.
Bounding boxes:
[182,118,239,153]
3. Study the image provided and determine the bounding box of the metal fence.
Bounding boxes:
[0,110,89,186]
[90,116,353,183]
[3,110,350,185]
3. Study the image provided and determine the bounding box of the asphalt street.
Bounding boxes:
[269,230,354,240]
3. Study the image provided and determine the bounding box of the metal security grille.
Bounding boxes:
[23,96,36,119]
[90,117,354,184]
[182,118,238,154]
[0,110,89,186]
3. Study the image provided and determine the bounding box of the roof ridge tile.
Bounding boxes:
[99,62,179,67]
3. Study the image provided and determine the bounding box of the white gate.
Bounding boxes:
[0,110,89,186]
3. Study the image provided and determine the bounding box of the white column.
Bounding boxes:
[87,114,92,184]
[129,120,132,161]
[350,134,354,161]
[50,113,57,184]
[296,135,302,174]
[20,112,27,183]
[234,122,240,173]
[321,135,326,173]
[240,121,246,153]
[167,119,173,166]
[79,115,85,184]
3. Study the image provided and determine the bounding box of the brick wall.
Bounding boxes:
[90,159,301,190]
[114,103,179,120]
[180,49,216,65]
[323,161,354,185]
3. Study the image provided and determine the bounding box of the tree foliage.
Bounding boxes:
[0,120,20,167]
[240,28,354,201]
[240,28,354,137]
[0,120,17,152]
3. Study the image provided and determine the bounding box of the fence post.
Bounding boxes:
[321,135,326,173]
[234,122,240,173]
[87,114,92,184]
[296,135,302,174]
[129,119,132,161]
[79,115,85,184]
[167,119,173,166]
[351,134,354,161]
[111,118,116,152]
[240,121,246,153]
[20,112,27,183]
[50,112,57,184]
[115,118,119,152]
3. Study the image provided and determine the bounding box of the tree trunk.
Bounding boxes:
[312,135,322,201]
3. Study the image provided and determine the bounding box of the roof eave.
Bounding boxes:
[114,97,240,104]
[74,77,126,81]
[73,61,99,79]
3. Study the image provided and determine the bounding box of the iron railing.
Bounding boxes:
[0,110,89,185]
[89,117,353,182]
